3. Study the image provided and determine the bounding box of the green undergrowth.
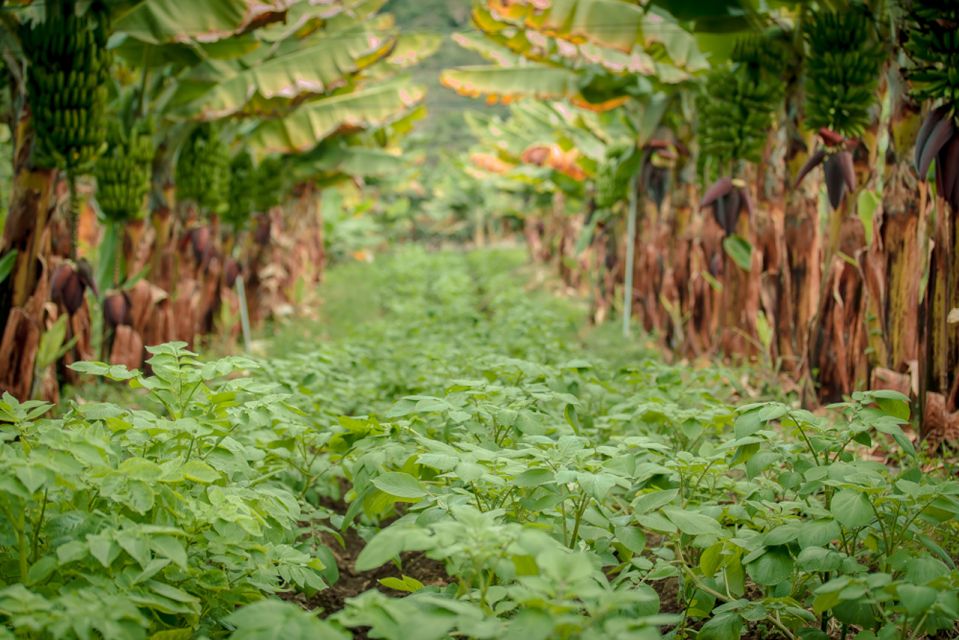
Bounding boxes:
[2,248,958,639]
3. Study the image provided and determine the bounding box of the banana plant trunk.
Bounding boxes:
[0,106,58,399]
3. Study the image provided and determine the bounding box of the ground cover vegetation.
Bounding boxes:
[3,249,958,639]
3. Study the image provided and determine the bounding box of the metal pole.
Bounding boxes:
[236,273,253,353]
[622,173,638,337]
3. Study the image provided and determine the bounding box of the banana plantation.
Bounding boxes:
[2,0,959,638]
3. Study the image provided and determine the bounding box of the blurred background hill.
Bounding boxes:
[384,0,502,158]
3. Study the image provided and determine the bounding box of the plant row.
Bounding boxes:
[5,249,955,638]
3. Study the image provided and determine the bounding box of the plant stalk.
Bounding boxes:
[622,172,638,338]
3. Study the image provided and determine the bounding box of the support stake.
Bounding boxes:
[235,273,252,354]
[622,173,638,338]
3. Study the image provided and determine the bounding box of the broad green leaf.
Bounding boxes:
[662,507,723,536]
[119,457,164,481]
[632,489,679,514]
[746,547,794,586]
[699,542,723,578]
[763,523,799,546]
[489,0,645,53]
[636,512,678,533]
[69,360,138,380]
[57,540,88,564]
[378,575,424,593]
[832,599,877,628]
[226,600,348,639]
[697,611,743,640]
[451,32,523,66]
[88,535,119,568]
[26,557,58,585]
[831,490,874,529]
[504,608,554,640]
[355,526,430,572]
[797,519,841,548]
[797,547,843,572]
[181,460,221,484]
[178,30,396,119]
[613,525,646,554]
[15,466,47,494]
[151,536,188,569]
[298,144,408,180]
[897,584,937,617]
[514,468,555,488]
[454,462,485,483]
[733,409,763,438]
[441,65,580,103]
[370,472,427,499]
[117,532,152,569]
[873,421,916,457]
[147,580,200,604]
[113,0,287,45]
[249,81,426,155]
[387,32,443,67]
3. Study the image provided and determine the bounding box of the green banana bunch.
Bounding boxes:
[698,35,784,178]
[732,33,788,83]
[176,123,231,215]
[906,0,959,108]
[803,6,886,139]
[698,69,780,175]
[94,118,154,223]
[21,0,111,172]
[594,164,618,210]
[253,156,286,212]
[225,150,255,229]
[595,143,641,209]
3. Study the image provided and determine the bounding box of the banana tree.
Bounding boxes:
[441,0,707,109]
[119,0,426,332]
[0,0,432,398]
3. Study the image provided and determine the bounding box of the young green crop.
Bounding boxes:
[0,344,329,638]
[3,249,957,639]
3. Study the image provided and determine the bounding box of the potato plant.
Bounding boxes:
[3,249,958,639]
[0,345,331,638]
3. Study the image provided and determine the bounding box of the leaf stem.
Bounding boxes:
[568,493,589,549]
[31,488,47,563]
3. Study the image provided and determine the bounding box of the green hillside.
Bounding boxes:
[385,0,502,154]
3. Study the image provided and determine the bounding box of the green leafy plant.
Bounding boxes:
[6,249,959,640]
[0,343,330,637]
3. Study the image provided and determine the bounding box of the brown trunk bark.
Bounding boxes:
[0,102,58,398]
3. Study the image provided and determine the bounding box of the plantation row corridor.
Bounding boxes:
[6,247,956,639]
[6,0,959,637]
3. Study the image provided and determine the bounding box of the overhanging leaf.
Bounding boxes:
[249,81,425,155]
[175,29,397,119]
[441,65,580,103]
[487,0,645,53]
[113,0,290,45]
